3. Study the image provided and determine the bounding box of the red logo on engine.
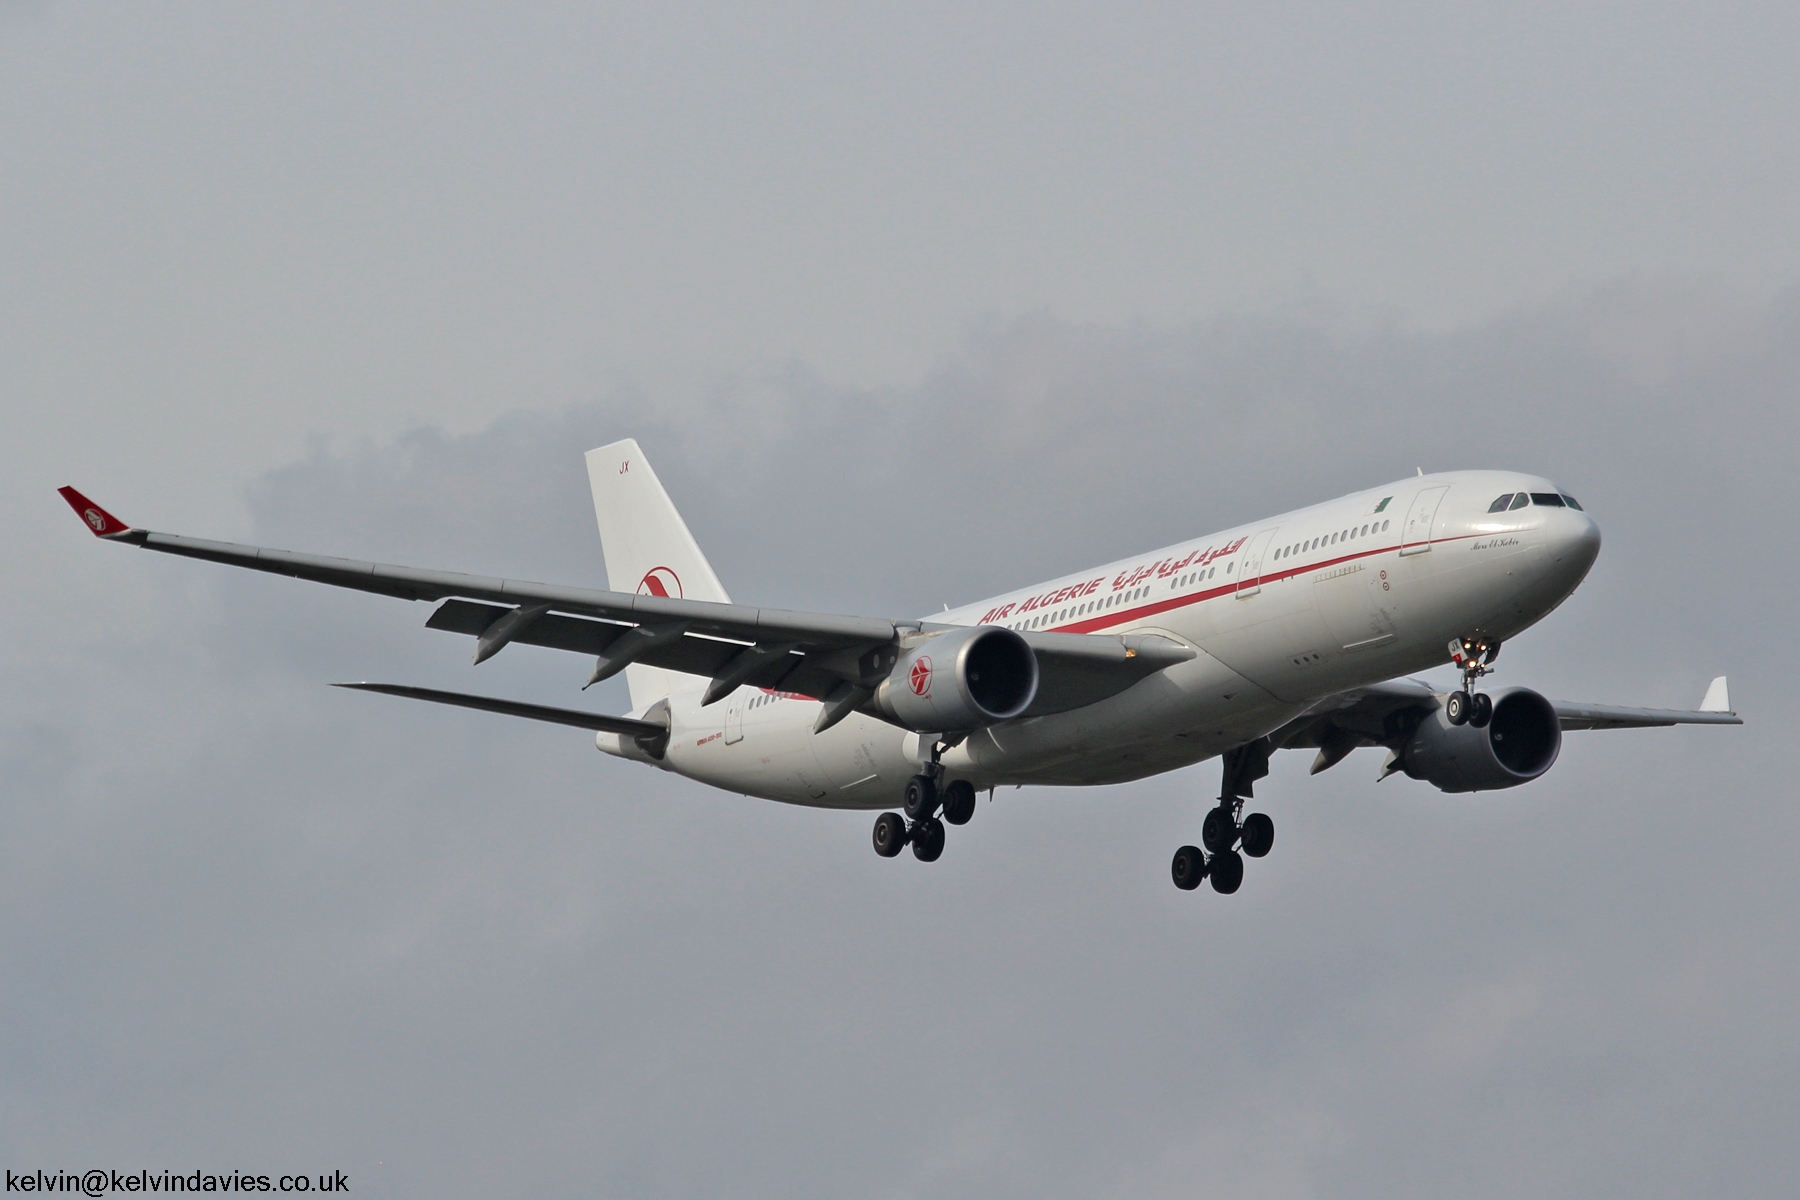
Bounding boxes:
[636,567,682,599]
[908,656,932,697]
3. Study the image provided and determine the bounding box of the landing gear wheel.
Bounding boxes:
[1201,806,1238,853]
[902,774,938,820]
[911,817,945,862]
[1240,812,1275,858]
[1445,690,1471,726]
[1209,849,1244,894]
[872,812,909,858]
[1171,845,1207,891]
[1469,692,1494,728]
[940,780,977,826]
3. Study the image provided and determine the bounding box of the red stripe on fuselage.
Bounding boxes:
[1036,532,1485,635]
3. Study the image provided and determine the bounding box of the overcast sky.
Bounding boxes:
[3,5,1797,1198]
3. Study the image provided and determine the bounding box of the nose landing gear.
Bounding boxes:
[1445,637,1500,727]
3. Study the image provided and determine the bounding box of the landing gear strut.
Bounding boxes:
[1173,739,1275,895]
[1445,637,1501,728]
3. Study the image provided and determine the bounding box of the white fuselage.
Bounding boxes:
[600,470,1602,807]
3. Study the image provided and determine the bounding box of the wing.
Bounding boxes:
[1264,675,1740,775]
[1553,677,1741,731]
[59,488,1191,722]
[1262,679,1441,775]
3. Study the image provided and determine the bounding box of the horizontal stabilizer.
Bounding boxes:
[334,682,669,751]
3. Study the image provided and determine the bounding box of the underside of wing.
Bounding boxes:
[60,496,1256,734]
[1553,704,1742,731]
[1014,629,1198,716]
[1556,675,1741,730]
[1263,679,1441,774]
[71,510,906,710]
[1261,673,1742,781]
[424,599,858,702]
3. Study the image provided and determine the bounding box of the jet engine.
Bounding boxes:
[1402,686,1562,793]
[874,625,1038,732]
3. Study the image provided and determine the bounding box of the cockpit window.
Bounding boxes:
[1560,494,1583,510]
[1488,494,1514,513]
[1530,492,1565,507]
[1509,492,1530,511]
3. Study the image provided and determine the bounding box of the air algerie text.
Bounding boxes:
[976,538,1244,624]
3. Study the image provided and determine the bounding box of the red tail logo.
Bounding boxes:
[636,567,682,599]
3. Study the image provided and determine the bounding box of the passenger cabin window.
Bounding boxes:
[1509,492,1529,511]
[1530,492,1565,507]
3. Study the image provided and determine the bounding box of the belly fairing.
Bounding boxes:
[946,640,1296,785]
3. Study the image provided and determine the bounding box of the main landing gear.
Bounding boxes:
[1443,636,1501,728]
[1172,806,1273,893]
[872,742,978,863]
[1173,739,1276,895]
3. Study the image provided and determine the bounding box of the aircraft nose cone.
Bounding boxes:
[1547,509,1602,583]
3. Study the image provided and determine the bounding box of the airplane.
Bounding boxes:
[58,439,1740,895]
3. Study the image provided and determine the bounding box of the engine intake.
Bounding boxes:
[874,626,1038,732]
[1402,686,1562,793]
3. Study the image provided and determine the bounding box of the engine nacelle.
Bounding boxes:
[874,626,1038,733]
[1402,686,1562,793]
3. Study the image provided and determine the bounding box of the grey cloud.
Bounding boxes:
[5,281,1796,1197]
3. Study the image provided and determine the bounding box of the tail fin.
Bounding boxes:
[584,439,729,710]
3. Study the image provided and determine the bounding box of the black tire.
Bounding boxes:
[902,774,938,820]
[911,817,945,862]
[1470,691,1494,728]
[1209,849,1244,894]
[940,780,977,826]
[1201,806,1238,853]
[1240,812,1274,858]
[1445,690,1470,726]
[872,812,908,858]
[1171,845,1207,890]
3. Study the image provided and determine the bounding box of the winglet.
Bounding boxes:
[57,487,138,540]
[1698,676,1731,713]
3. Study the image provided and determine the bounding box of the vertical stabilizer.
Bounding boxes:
[585,440,729,711]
